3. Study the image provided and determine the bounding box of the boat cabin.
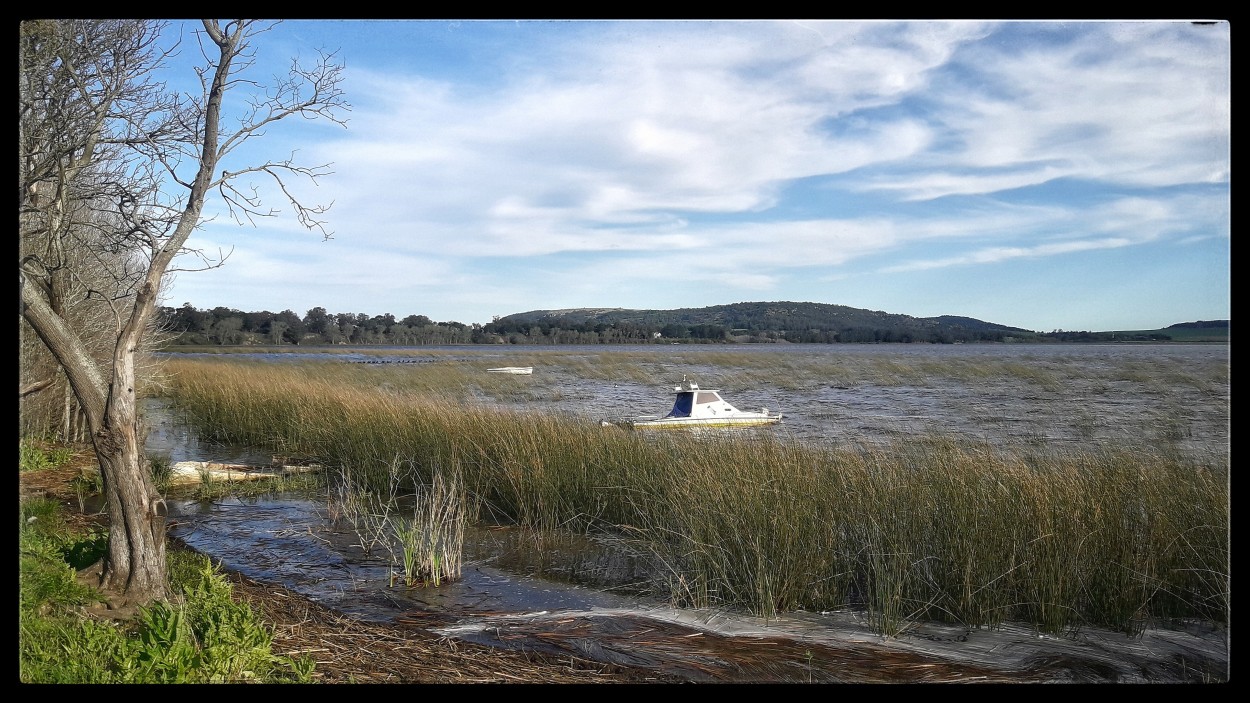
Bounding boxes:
[664,378,743,419]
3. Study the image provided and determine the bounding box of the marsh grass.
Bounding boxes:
[328,461,404,560]
[159,353,1229,637]
[394,465,468,587]
[325,454,471,588]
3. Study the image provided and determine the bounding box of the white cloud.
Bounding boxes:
[310,21,990,258]
[863,22,1230,200]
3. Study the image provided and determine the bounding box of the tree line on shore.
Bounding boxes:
[161,302,1042,346]
[160,302,1226,347]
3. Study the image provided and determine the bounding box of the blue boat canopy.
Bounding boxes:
[668,392,695,418]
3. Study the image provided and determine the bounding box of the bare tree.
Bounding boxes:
[19,19,347,605]
[20,21,165,439]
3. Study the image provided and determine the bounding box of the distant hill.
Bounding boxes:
[1155,320,1229,342]
[1166,320,1228,330]
[493,301,1036,343]
[1032,320,1228,343]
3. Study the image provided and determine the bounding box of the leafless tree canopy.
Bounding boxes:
[20,20,172,436]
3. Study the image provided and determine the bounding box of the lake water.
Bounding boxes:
[150,343,1229,682]
[155,342,1231,461]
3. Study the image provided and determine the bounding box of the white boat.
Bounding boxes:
[487,366,533,375]
[603,377,782,429]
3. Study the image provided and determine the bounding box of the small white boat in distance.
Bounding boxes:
[603,377,782,429]
[487,366,533,375]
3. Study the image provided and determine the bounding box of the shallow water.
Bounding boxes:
[167,496,647,619]
[165,491,1228,683]
[151,343,1230,682]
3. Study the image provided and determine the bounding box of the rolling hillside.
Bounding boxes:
[495,302,1228,344]
[494,301,1037,343]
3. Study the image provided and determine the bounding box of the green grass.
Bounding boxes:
[158,354,1230,636]
[18,491,315,683]
[20,437,76,472]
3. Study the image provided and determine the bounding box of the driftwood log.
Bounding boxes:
[167,461,322,486]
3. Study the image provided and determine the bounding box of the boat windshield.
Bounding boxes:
[667,392,695,418]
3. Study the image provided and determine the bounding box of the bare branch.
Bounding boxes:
[20,379,55,398]
[168,245,235,274]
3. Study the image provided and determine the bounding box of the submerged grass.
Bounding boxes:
[159,353,1230,637]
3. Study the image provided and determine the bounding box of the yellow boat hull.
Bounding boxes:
[625,415,782,429]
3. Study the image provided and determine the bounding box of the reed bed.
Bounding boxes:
[158,354,1229,637]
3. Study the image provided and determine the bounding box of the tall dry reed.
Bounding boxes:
[159,355,1229,636]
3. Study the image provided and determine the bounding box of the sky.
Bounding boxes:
[159,20,1230,333]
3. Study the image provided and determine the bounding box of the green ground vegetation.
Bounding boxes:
[18,444,315,683]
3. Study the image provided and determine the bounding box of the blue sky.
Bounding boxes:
[161,20,1230,332]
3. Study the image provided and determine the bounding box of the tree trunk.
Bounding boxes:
[19,275,168,602]
[94,417,168,602]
